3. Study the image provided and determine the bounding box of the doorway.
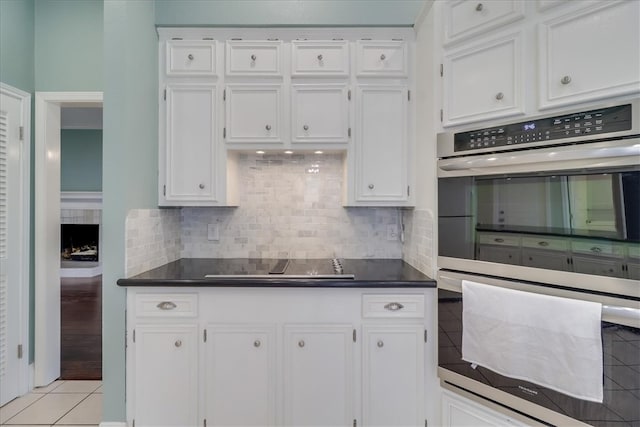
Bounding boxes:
[34,92,103,387]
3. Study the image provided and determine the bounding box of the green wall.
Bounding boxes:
[35,0,103,91]
[155,0,424,26]
[60,130,103,192]
[103,0,157,420]
[0,0,35,92]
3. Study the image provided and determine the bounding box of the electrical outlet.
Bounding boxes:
[207,224,220,241]
[387,224,398,241]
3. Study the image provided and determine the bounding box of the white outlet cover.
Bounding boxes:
[207,223,220,241]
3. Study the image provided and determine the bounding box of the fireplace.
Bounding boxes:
[61,224,99,262]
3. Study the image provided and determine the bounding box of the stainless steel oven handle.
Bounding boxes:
[602,305,640,325]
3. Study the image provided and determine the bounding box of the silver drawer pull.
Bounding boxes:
[561,75,572,85]
[187,54,194,60]
[157,301,177,310]
[495,92,504,100]
[254,340,261,348]
[265,124,272,131]
[377,340,384,348]
[298,340,305,348]
[538,241,549,247]
[380,54,386,61]
[317,54,323,61]
[175,340,182,347]
[476,3,483,11]
[591,246,602,253]
[251,54,257,61]
[303,124,309,131]
[384,302,404,311]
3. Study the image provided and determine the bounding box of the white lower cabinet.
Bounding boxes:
[204,324,277,426]
[284,325,354,426]
[442,390,529,427]
[362,325,424,426]
[130,324,199,427]
[127,289,434,427]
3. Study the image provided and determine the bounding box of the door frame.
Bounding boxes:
[34,91,103,386]
[0,82,31,399]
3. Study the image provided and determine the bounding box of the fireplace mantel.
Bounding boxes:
[61,191,102,210]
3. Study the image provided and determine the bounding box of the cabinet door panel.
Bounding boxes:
[205,325,276,426]
[164,84,217,203]
[292,84,349,143]
[226,84,283,144]
[356,41,407,77]
[226,41,282,76]
[133,324,199,427]
[362,325,424,426]
[291,41,349,76]
[284,324,354,426]
[355,85,408,202]
[539,1,640,109]
[443,32,523,126]
[166,40,216,76]
[572,255,625,278]
[444,0,525,45]
[522,249,570,271]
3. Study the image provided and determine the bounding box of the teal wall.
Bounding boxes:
[155,0,425,26]
[35,0,103,91]
[103,0,157,421]
[61,130,103,192]
[0,0,35,92]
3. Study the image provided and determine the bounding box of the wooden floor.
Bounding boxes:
[60,275,102,380]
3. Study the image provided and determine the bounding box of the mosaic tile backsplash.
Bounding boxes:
[125,153,436,276]
[182,153,403,259]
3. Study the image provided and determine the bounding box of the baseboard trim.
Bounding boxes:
[100,423,127,427]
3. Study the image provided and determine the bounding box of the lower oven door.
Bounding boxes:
[438,270,640,427]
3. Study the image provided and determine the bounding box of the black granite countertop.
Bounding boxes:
[117,258,436,288]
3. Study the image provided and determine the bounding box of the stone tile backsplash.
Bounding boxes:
[125,208,181,277]
[124,153,438,276]
[181,153,403,259]
[61,209,101,225]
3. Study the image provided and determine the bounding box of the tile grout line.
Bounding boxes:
[51,391,96,426]
[1,392,46,425]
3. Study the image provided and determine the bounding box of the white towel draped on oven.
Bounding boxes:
[461,280,603,403]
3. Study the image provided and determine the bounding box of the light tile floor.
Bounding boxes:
[0,380,102,426]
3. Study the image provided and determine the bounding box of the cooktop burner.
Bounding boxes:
[203,258,354,279]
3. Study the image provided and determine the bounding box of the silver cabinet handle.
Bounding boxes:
[251,54,257,61]
[317,54,323,61]
[298,340,305,348]
[384,302,404,311]
[377,340,384,348]
[538,241,549,247]
[199,183,205,189]
[368,184,374,189]
[380,54,386,61]
[591,246,602,253]
[265,124,272,131]
[303,124,309,131]
[494,238,504,243]
[157,301,177,310]
[561,75,572,85]
[476,3,483,11]
[495,92,504,100]
[175,340,182,347]
[254,340,261,348]
[187,54,194,60]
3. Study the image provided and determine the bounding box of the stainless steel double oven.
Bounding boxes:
[437,100,640,426]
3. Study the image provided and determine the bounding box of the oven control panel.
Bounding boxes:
[453,103,633,153]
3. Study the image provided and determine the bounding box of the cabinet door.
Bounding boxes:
[225,84,283,144]
[165,40,216,77]
[522,248,571,271]
[356,40,407,77]
[163,84,217,204]
[539,1,640,109]
[132,324,199,427]
[477,245,521,265]
[291,40,349,77]
[362,325,424,427]
[442,390,527,427]
[355,85,409,203]
[226,40,282,77]
[291,84,349,144]
[443,32,523,126]
[284,324,354,426]
[572,254,625,278]
[204,325,276,426]
[443,0,525,45]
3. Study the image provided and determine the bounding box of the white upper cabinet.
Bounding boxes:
[356,40,408,77]
[443,0,525,45]
[354,85,409,204]
[443,32,523,126]
[538,0,640,109]
[291,40,349,77]
[226,40,283,77]
[162,84,218,205]
[291,84,350,144]
[225,84,283,144]
[166,40,217,77]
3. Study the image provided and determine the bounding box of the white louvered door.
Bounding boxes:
[0,86,28,406]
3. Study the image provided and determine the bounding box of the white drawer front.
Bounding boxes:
[572,240,625,257]
[444,0,525,45]
[362,295,425,319]
[291,41,349,76]
[166,40,216,76]
[356,41,407,77]
[135,293,198,318]
[226,41,282,76]
[521,236,569,251]
[478,233,520,247]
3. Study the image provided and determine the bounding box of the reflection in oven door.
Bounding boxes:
[438,287,640,426]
